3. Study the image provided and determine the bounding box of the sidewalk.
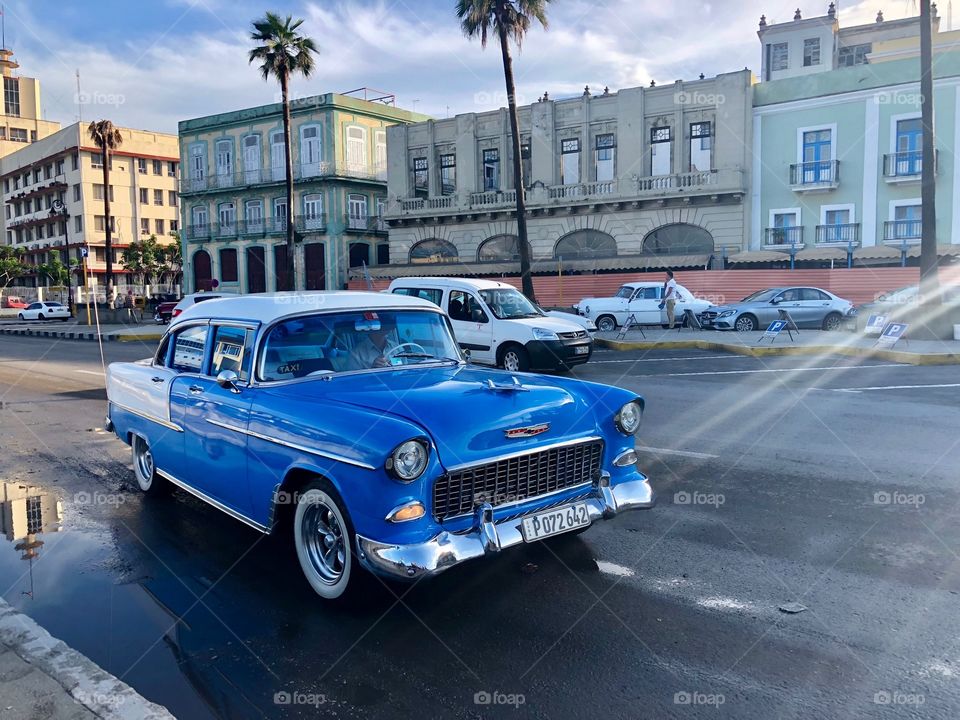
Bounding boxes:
[595,328,960,365]
[0,323,163,343]
[0,598,173,719]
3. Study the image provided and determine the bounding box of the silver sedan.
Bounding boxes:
[699,287,855,331]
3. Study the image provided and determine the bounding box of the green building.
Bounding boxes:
[179,91,428,292]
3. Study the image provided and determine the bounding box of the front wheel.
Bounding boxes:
[37,313,45,321]
[596,315,617,333]
[294,482,356,600]
[822,313,842,331]
[734,314,758,332]
[500,345,530,372]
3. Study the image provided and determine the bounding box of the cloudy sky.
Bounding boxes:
[4,0,930,133]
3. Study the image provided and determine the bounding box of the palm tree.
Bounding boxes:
[457,0,551,302]
[88,120,123,300]
[249,12,317,291]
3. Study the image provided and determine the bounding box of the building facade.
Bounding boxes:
[383,70,753,277]
[0,48,60,159]
[1,122,181,292]
[750,5,960,266]
[178,92,427,293]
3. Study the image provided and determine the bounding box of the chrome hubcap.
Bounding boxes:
[136,440,153,486]
[736,318,752,332]
[504,353,519,371]
[302,501,345,584]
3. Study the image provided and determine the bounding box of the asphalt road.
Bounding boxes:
[1,335,959,719]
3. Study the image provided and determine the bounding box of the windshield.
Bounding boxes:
[615,286,634,299]
[740,289,780,303]
[259,309,461,381]
[478,288,542,320]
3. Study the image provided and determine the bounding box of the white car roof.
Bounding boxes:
[388,277,518,291]
[172,291,439,325]
[621,281,669,289]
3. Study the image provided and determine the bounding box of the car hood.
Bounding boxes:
[295,365,606,470]
[495,314,586,333]
[706,303,751,314]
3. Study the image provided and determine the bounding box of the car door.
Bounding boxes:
[627,287,660,325]
[24,302,41,320]
[798,288,832,327]
[447,289,494,365]
[168,322,257,517]
[769,289,803,326]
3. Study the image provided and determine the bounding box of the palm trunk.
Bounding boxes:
[919,0,939,300]
[497,19,535,302]
[281,71,296,290]
[102,146,114,300]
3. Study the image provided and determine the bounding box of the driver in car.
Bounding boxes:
[352,324,401,369]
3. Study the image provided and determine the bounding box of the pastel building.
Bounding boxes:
[751,4,960,266]
[178,91,428,293]
[0,48,60,158]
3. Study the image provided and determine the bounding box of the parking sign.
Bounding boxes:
[877,323,908,347]
[865,314,887,334]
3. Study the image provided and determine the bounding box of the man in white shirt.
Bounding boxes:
[662,270,684,329]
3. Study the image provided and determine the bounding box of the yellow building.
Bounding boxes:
[1,122,181,296]
[0,48,60,158]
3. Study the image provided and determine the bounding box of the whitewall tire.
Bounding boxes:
[294,483,355,600]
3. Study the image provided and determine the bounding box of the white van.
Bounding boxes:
[387,277,593,372]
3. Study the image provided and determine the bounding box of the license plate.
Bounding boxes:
[521,502,590,542]
[574,346,589,355]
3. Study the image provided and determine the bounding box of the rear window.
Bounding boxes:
[392,287,442,306]
[192,294,222,304]
[172,325,208,373]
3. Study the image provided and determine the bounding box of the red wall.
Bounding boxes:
[349,266,960,307]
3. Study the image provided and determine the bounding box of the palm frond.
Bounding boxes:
[248,12,318,84]
[456,0,551,48]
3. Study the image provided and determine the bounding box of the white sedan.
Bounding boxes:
[18,301,71,321]
[577,281,714,332]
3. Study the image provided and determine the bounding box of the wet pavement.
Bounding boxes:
[2,336,960,718]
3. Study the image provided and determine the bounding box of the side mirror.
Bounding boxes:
[770,298,780,305]
[216,369,240,392]
[462,348,472,363]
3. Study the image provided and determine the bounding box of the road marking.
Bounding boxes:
[589,355,748,364]
[75,370,105,377]
[636,445,719,459]
[657,363,903,378]
[832,383,960,394]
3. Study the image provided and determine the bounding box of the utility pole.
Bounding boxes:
[918,0,940,319]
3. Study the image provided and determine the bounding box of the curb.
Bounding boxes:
[0,598,174,719]
[594,337,960,366]
[0,327,163,343]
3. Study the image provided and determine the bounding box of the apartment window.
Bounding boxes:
[595,134,615,182]
[155,219,165,235]
[439,153,456,195]
[153,189,163,206]
[55,159,64,175]
[771,42,789,71]
[220,249,239,283]
[71,184,80,202]
[3,76,20,116]
[171,219,178,233]
[520,140,532,188]
[71,153,79,171]
[93,184,114,202]
[412,156,428,194]
[167,161,178,177]
[152,160,162,175]
[347,194,367,230]
[24,199,31,213]
[345,126,367,172]
[44,165,52,180]
[169,190,178,207]
[482,148,500,191]
[141,218,150,235]
[245,199,264,229]
[559,139,581,185]
[273,198,287,228]
[803,38,821,67]
[838,43,871,67]
[94,216,115,232]
[137,158,147,174]
[74,216,82,232]
[690,122,712,172]
[91,153,104,168]
[30,130,36,142]
[1,179,6,193]
[303,194,323,229]
[10,128,27,143]
[893,118,923,175]
[893,204,921,239]
[33,169,41,184]
[375,131,387,176]
[192,206,208,229]
[37,225,44,240]
[801,129,833,182]
[3,206,8,220]
[139,188,148,204]
[651,126,671,177]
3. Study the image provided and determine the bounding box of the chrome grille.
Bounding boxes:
[558,330,588,340]
[433,439,604,521]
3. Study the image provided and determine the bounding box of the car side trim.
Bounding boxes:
[110,400,184,433]
[204,418,377,470]
[156,469,270,533]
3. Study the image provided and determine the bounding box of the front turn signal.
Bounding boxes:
[386,501,426,523]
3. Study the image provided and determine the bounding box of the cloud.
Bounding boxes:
[8,0,924,134]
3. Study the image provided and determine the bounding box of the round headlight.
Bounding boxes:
[615,401,643,435]
[386,439,428,482]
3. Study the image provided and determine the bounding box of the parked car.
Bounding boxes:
[2,296,28,309]
[154,299,179,324]
[105,292,655,600]
[576,281,715,332]
[163,292,231,324]
[700,287,855,331]
[387,277,593,372]
[541,307,598,336]
[855,284,960,334]
[18,301,71,321]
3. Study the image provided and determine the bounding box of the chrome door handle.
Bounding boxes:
[189,385,204,394]
[151,377,165,383]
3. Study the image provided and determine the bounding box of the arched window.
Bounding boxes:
[554,230,617,260]
[192,250,212,291]
[642,224,714,255]
[410,238,458,264]
[477,234,522,262]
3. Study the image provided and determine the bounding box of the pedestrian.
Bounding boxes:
[660,270,684,329]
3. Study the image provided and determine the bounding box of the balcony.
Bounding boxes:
[390,169,744,221]
[883,219,922,245]
[180,162,389,195]
[344,215,388,234]
[789,160,839,191]
[815,223,860,246]
[295,215,327,234]
[882,151,938,183]
[764,226,804,248]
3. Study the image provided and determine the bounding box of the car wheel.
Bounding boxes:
[822,313,842,331]
[294,481,355,600]
[61,317,69,322]
[500,344,530,372]
[131,435,170,496]
[734,314,757,332]
[37,313,45,321]
[17,313,23,320]
[596,315,617,333]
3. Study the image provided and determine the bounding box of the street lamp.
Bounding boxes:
[49,199,72,315]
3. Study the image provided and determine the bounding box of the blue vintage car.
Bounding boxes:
[105,292,655,600]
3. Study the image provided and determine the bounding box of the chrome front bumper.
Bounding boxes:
[355,474,655,581]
